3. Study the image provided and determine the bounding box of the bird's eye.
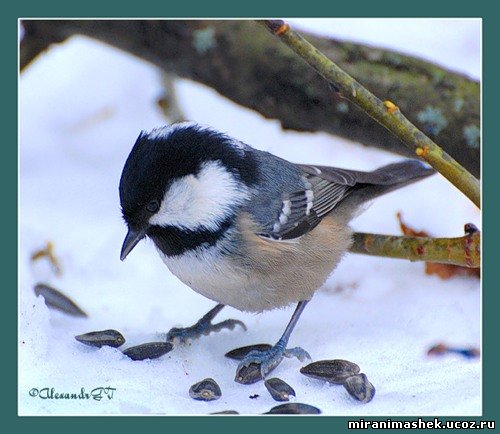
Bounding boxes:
[146,200,160,213]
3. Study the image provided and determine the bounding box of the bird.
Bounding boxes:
[119,122,434,382]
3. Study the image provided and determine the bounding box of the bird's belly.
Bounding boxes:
[157,248,257,311]
[156,247,304,312]
[154,211,352,312]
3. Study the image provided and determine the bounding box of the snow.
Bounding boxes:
[19,19,481,416]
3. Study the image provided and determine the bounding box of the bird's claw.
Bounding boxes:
[166,318,246,344]
[209,319,247,335]
[283,346,311,362]
[235,344,311,384]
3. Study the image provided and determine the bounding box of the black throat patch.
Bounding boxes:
[147,219,233,257]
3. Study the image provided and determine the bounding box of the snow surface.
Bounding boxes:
[19,19,481,416]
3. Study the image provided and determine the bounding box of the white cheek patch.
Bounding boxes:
[149,161,248,231]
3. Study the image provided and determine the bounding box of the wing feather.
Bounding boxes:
[258,164,355,240]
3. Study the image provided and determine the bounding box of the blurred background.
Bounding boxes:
[19,19,480,415]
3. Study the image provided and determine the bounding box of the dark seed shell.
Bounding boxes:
[210,410,239,415]
[264,378,296,402]
[75,329,126,348]
[34,283,87,317]
[189,378,222,401]
[343,373,376,403]
[235,362,263,385]
[225,344,272,360]
[122,342,173,361]
[264,403,321,415]
[300,359,360,384]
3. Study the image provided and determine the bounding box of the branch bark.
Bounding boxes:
[262,20,480,208]
[350,230,480,268]
[20,20,480,178]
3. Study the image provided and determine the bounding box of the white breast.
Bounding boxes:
[157,245,264,311]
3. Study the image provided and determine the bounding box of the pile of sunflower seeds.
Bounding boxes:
[33,260,374,414]
[75,329,173,361]
[190,376,319,415]
[300,359,376,403]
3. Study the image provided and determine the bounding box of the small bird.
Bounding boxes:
[119,122,434,381]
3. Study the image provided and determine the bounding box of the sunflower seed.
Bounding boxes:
[34,283,87,317]
[235,362,263,385]
[225,344,272,360]
[75,329,125,348]
[210,410,239,414]
[300,359,360,384]
[343,373,376,403]
[264,403,321,414]
[122,342,173,361]
[189,378,222,401]
[264,378,295,402]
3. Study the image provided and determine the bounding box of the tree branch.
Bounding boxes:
[19,20,480,178]
[19,20,481,268]
[350,229,480,268]
[262,20,480,208]
[20,22,67,71]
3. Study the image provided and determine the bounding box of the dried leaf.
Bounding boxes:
[397,212,429,237]
[31,241,62,275]
[425,262,480,279]
[427,342,480,359]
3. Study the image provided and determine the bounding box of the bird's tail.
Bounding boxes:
[339,160,435,211]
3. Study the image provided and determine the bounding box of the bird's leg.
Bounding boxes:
[166,303,246,344]
[235,300,311,384]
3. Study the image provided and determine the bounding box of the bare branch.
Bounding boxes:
[261,19,480,208]
[19,20,480,178]
[350,229,480,268]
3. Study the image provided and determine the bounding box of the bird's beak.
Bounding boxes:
[120,227,146,261]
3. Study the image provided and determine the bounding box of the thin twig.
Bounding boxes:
[157,72,187,123]
[350,230,480,268]
[261,20,480,209]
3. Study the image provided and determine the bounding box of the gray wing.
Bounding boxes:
[258,164,356,240]
[256,160,434,241]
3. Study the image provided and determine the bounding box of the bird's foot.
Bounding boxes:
[235,340,311,384]
[166,318,246,344]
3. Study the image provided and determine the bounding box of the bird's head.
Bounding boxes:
[119,123,257,259]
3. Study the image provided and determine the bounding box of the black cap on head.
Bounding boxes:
[119,123,258,230]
